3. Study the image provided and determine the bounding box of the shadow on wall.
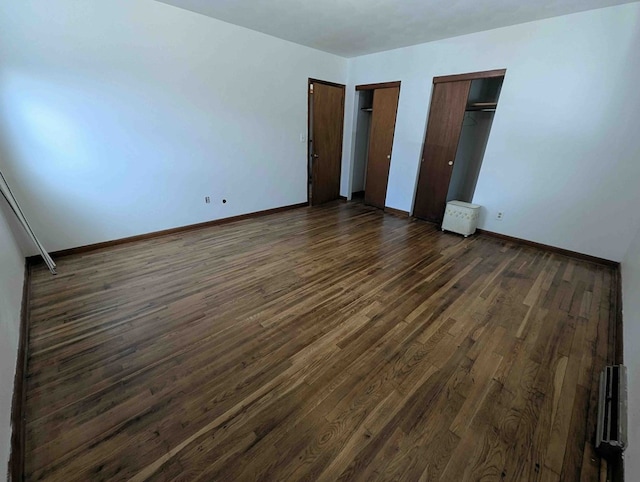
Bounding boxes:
[0,72,122,250]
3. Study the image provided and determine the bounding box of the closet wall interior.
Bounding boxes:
[352,90,374,196]
[447,77,504,203]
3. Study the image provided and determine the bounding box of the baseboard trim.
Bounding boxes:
[384,206,410,218]
[30,202,309,261]
[475,229,619,268]
[9,260,31,481]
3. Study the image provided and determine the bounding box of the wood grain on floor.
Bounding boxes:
[24,201,614,481]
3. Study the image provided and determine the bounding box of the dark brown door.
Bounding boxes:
[310,81,345,205]
[413,80,471,222]
[364,86,400,209]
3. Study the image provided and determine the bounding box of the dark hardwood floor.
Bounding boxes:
[24,202,614,481]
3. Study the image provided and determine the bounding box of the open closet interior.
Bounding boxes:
[352,90,374,198]
[351,82,400,209]
[446,77,503,203]
[413,70,505,223]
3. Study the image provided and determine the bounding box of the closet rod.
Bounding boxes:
[466,102,497,112]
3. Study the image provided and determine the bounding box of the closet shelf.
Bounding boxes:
[466,102,497,111]
[361,108,373,112]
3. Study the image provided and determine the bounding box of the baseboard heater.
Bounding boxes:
[596,365,628,458]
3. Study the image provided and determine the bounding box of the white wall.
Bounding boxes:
[623,223,640,479]
[344,3,640,262]
[0,201,26,478]
[0,0,347,252]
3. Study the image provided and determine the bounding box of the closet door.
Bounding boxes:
[364,86,400,209]
[413,80,471,222]
[311,82,345,205]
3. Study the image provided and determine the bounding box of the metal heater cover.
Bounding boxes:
[595,365,628,459]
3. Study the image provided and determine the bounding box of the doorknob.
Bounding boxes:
[448,160,453,166]
[313,154,319,158]
[387,154,391,159]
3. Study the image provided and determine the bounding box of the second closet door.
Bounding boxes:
[365,86,400,209]
[413,80,471,222]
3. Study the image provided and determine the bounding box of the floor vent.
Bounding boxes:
[596,365,627,458]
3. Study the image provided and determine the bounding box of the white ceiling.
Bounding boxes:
[155,0,636,57]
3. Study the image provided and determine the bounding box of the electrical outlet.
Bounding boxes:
[205,196,210,204]
[496,211,504,221]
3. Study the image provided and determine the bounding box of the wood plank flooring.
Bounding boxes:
[24,201,615,481]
